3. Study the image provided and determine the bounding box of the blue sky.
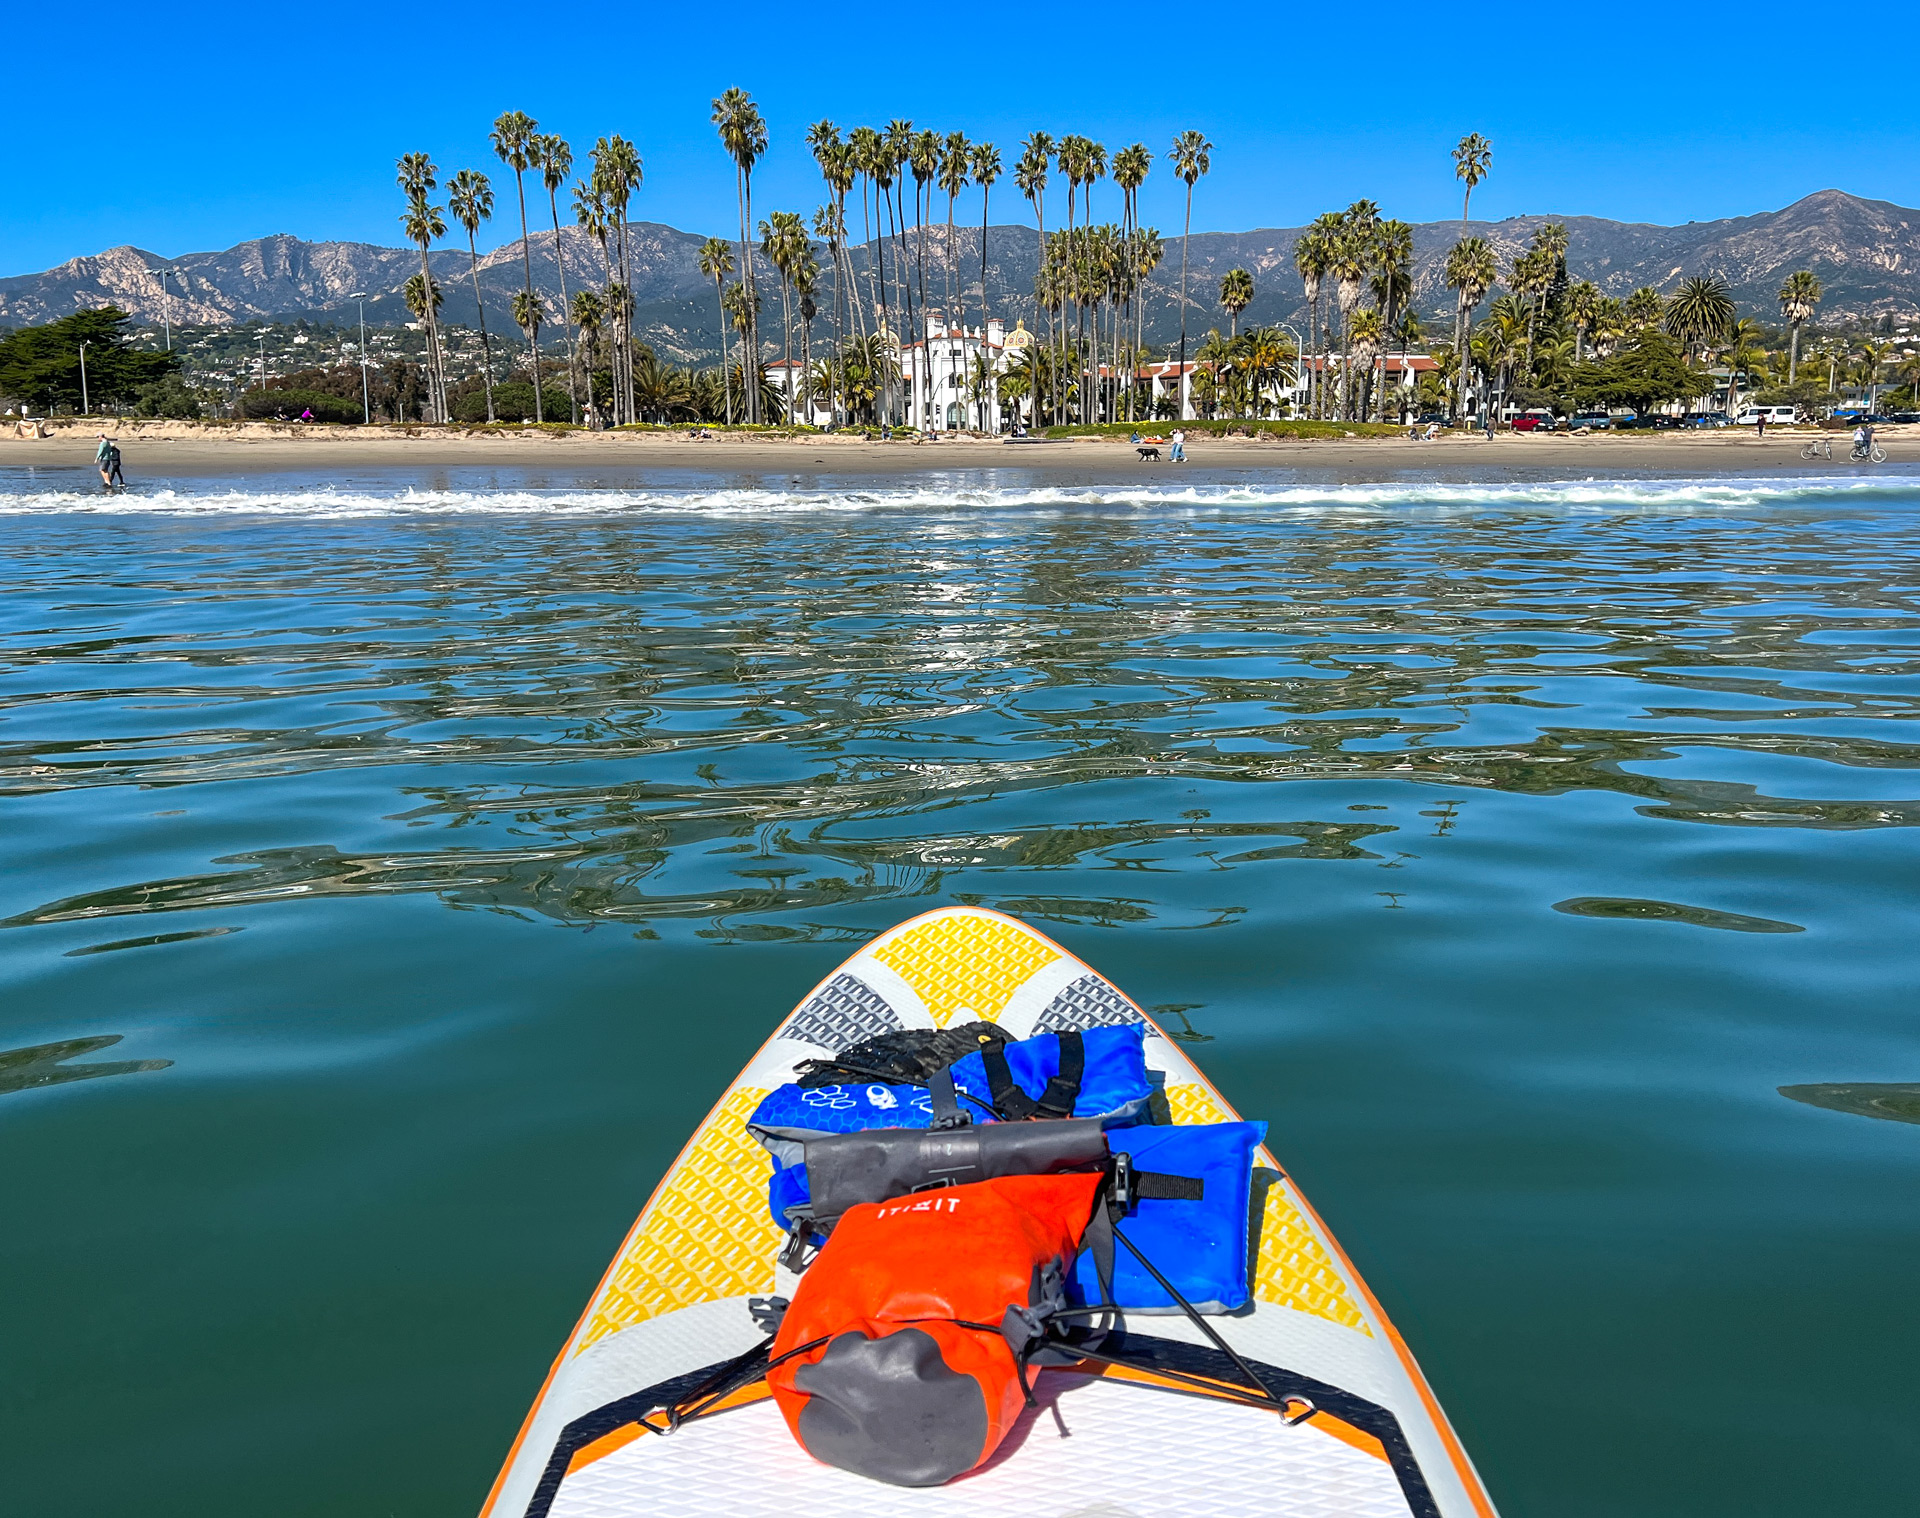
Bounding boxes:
[7,0,1915,276]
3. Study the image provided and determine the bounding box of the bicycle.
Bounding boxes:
[1800,436,1833,460]
[1851,441,1888,463]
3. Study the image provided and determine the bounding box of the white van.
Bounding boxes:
[1735,405,1797,427]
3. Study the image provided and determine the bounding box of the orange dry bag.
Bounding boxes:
[765,1170,1106,1486]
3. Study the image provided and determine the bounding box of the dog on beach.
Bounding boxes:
[1136,446,1161,461]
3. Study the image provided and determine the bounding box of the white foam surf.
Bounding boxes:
[0,475,1912,518]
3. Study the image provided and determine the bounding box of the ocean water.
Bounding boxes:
[3,468,1918,1518]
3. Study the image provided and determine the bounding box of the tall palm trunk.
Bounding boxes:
[1789,320,1801,384]
[463,229,496,423]
[714,274,734,424]
[511,170,541,424]
[414,240,445,422]
[546,187,578,424]
[778,271,794,422]
[1177,184,1194,421]
[733,165,757,423]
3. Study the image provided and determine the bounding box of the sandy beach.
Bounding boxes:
[4,418,1914,486]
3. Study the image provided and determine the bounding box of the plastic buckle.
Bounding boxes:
[778,1221,816,1274]
[1110,1151,1137,1214]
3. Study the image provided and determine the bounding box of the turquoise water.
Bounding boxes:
[3,468,1918,1518]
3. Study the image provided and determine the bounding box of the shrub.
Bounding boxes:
[132,374,205,419]
[240,388,363,423]
[455,380,572,424]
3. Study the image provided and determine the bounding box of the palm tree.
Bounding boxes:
[396,153,448,423]
[1219,267,1254,338]
[939,133,970,326]
[910,128,939,317]
[1510,246,1553,377]
[490,111,542,423]
[511,290,545,417]
[1624,286,1666,329]
[534,134,580,424]
[1724,316,1765,414]
[446,168,497,423]
[1015,134,1052,413]
[1169,130,1213,421]
[1590,296,1628,359]
[1663,275,1736,365]
[1330,225,1369,420]
[698,237,736,424]
[712,88,769,421]
[1348,308,1383,420]
[570,288,604,421]
[1445,237,1496,423]
[1853,339,1888,410]
[1111,142,1151,418]
[1777,270,1822,384]
[590,135,644,426]
[883,120,920,416]
[972,141,1001,346]
[761,210,807,420]
[1368,220,1413,420]
[1294,218,1336,419]
[1567,280,1601,364]
[572,178,616,419]
[1452,133,1492,233]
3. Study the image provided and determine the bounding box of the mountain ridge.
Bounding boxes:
[3,190,1913,367]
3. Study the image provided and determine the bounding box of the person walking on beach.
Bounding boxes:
[95,434,117,491]
[1170,427,1187,463]
[1756,413,1766,439]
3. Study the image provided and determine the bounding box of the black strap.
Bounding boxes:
[926,1065,970,1130]
[1135,1170,1204,1201]
[978,1028,1084,1121]
[1034,1029,1084,1118]
[977,1041,1037,1119]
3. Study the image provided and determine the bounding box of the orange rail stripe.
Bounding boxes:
[563,1423,643,1477]
[561,1385,777,1479]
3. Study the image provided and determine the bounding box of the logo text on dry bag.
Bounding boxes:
[874,1195,961,1219]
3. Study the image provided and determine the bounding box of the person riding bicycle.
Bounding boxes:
[1854,421,1874,455]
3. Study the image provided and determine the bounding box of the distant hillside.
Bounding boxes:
[2,190,1913,367]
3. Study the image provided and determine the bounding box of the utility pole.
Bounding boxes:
[78,341,90,415]
[257,332,269,395]
[350,293,371,424]
[146,266,176,350]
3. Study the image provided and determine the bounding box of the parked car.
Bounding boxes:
[1568,413,1612,430]
[1510,409,1556,432]
[1682,412,1732,428]
[1413,412,1450,427]
[1734,406,1798,427]
[1617,414,1680,430]
[1891,411,1920,424]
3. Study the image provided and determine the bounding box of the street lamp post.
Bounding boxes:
[350,293,370,424]
[146,266,176,350]
[78,340,91,415]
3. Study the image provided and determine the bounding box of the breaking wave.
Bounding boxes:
[0,474,1913,518]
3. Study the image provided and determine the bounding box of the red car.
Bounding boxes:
[1509,410,1556,432]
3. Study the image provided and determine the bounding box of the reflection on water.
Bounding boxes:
[1552,897,1804,932]
[0,1035,172,1096]
[2,480,1919,1518]
[1779,1083,1920,1124]
[3,491,1917,941]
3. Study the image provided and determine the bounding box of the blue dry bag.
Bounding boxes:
[1069,1120,1268,1315]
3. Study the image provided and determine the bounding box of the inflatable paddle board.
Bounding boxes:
[480,905,1498,1518]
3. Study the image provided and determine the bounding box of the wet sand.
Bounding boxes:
[4,419,1913,488]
